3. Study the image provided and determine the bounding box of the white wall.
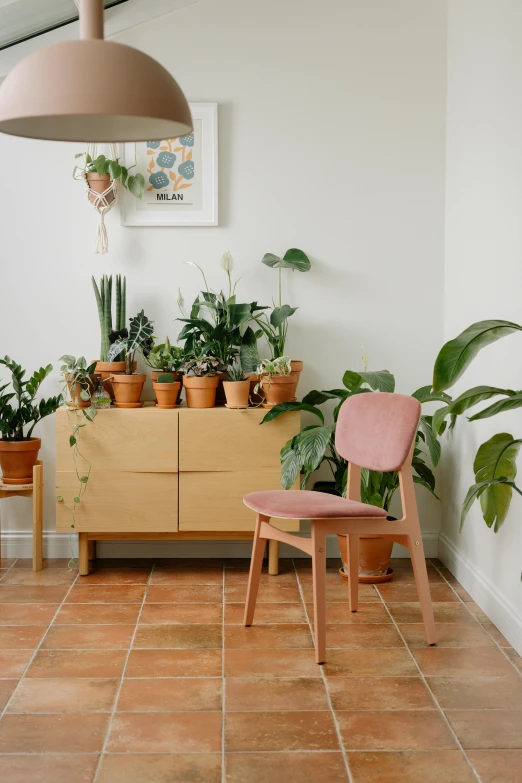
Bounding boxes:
[0,0,447,557]
[442,0,522,652]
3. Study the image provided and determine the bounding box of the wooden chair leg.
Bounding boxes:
[32,463,43,572]
[244,515,267,626]
[311,524,327,664]
[409,533,437,645]
[268,539,279,575]
[346,533,359,612]
[78,533,90,576]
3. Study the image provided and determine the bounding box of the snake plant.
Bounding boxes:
[92,274,126,362]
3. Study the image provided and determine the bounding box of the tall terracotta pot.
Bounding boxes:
[0,438,41,485]
[65,374,96,409]
[112,373,146,407]
[183,375,219,408]
[337,534,394,583]
[260,374,295,406]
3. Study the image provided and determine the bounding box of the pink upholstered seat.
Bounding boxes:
[244,490,387,519]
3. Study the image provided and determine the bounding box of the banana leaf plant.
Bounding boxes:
[432,319,522,532]
[261,368,449,511]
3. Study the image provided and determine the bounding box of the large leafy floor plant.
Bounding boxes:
[262,368,448,512]
[432,319,522,532]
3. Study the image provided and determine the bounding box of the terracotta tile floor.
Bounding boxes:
[0,556,521,783]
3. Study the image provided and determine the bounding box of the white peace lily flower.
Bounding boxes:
[176,288,184,307]
[220,251,234,272]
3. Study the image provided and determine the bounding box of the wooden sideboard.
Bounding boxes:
[56,405,300,575]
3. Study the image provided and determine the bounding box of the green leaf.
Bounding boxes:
[433,320,522,392]
[56,495,63,502]
[261,401,323,424]
[342,369,395,393]
[433,386,516,433]
[240,327,259,374]
[469,393,522,421]
[411,385,452,404]
[80,476,89,483]
[280,440,301,489]
[94,154,106,177]
[69,435,76,447]
[270,305,298,327]
[471,433,522,531]
[460,477,522,531]
[261,253,281,268]
[418,415,441,467]
[413,475,440,499]
[281,248,311,272]
[108,160,121,181]
[296,425,334,471]
[73,496,81,504]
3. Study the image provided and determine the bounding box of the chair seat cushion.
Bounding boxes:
[243,490,388,519]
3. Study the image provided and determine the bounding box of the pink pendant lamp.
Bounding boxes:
[0,0,192,142]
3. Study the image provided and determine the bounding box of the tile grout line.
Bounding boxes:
[221,563,226,783]
[373,582,483,783]
[429,559,522,679]
[0,557,20,583]
[292,558,355,783]
[91,562,156,783]
[0,569,81,722]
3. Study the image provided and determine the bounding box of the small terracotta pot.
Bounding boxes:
[223,379,250,408]
[153,381,180,408]
[86,172,115,206]
[150,371,182,403]
[289,359,304,398]
[183,375,219,408]
[337,534,394,582]
[0,438,41,485]
[94,361,135,401]
[65,374,96,409]
[112,373,146,405]
[260,374,295,406]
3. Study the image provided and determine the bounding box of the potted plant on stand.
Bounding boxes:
[153,374,181,409]
[92,274,128,399]
[182,355,223,408]
[223,360,250,408]
[107,311,154,408]
[254,356,294,407]
[0,357,62,484]
[59,355,98,409]
[261,366,448,581]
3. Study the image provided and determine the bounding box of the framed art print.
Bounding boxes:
[121,102,218,226]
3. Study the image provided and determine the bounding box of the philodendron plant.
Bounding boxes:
[73,152,145,199]
[251,248,311,359]
[432,319,522,532]
[261,368,447,511]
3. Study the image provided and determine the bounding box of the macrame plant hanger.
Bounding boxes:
[84,142,119,254]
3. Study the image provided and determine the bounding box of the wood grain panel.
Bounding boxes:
[56,406,178,473]
[179,408,300,471]
[179,470,299,532]
[56,471,178,532]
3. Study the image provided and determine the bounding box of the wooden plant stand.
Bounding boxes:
[0,460,44,571]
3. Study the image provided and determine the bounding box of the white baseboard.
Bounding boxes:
[438,532,522,656]
[0,529,439,560]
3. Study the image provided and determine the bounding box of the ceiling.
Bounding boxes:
[0,0,129,50]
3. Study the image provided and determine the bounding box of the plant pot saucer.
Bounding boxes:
[225,404,249,409]
[0,476,33,486]
[339,567,395,584]
[113,401,144,409]
[155,404,179,410]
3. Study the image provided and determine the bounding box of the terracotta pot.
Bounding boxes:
[223,379,250,408]
[111,373,146,405]
[289,360,304,398]
[260,374,295,406]
[337,534,394,582]
[86,172,115,206]
[150,370,182,403]
[0,438,41,485]
[94,360,135,401]
[153,381,180,408]
[65,373,96,409]
[183,375,219,408]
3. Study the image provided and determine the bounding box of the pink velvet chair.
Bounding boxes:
[243,392,437,664]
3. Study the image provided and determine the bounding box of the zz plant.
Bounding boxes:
[262,368,447,512]
[432,319,522,532]
[0,357,62,441]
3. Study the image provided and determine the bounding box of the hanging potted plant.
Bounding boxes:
[0,357,62,484]
[182,354,223,408]
[223,360,250,408]
[107,311,154,408]
[59,355,97,409]
[254,356,294,407]
[153,374,181,409]
[252,248,311,396]
[92,274,128,400]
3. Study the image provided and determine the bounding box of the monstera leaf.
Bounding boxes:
[460,433,522,532]
[262,248,311,272]
[433,320,522,392]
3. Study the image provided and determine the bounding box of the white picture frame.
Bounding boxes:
[120,102,218,226]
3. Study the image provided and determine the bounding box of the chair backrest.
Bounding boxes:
[335,392,421,472]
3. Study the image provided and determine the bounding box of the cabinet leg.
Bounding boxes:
[78,533,89,576]
[32,463,43,572]
[88,540,97,561]
[268,539,279,575]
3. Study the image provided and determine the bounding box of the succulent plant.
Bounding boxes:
[156,373,175,384]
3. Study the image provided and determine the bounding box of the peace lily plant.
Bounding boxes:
[432,319,522,532]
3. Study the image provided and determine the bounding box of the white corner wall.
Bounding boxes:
[442,0,522,653]
[0,0,446,558]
